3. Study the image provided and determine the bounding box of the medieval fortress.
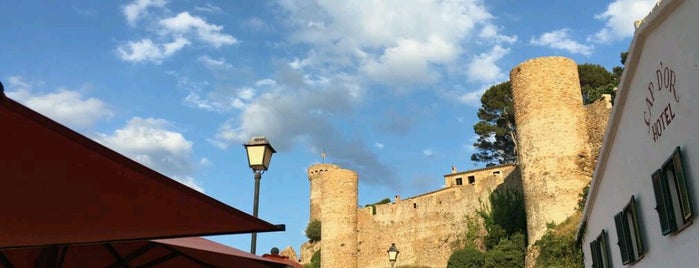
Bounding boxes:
[298,56,613,267]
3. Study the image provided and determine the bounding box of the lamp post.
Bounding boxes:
[387,243,399,268]
[244,136,276,255]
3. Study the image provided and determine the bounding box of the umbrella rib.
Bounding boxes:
[108,243,157,268]
[158,245,215,268]
[104,244,129,268]
[135,252,179,268]
[0,251,14,268]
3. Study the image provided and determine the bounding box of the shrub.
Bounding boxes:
[447,247,485,268]
[534,214,583,268]
[484,233,525,268]
[305,219,321,242]
[304,250,320,268]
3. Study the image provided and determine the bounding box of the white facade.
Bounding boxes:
[581,0,699,267]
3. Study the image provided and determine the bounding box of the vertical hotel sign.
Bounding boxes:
[642,62,680,142]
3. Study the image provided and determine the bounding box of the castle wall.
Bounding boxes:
[510,56,591,245]
[583,94,613,175]
[313,164,358,268]
[355,165,520,268]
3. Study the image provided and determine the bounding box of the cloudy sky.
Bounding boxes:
[0,0,656,256]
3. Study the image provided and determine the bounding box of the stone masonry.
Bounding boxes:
[510,56,592,247]
[302,164,521,268]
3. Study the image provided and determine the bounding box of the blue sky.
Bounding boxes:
[0,0,656,257]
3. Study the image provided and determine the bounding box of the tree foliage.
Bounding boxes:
[471,81,517,166]
[483,188,528,243]
[484,233,526,268]
[471,53,629,166]
[449,188,527,268]
[533,217,584,268]
[305,219,321,243]
[578,63,614,104]
[447,247,485,268]
[304,250,321,268]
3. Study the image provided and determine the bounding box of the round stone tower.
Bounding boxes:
[510,56,590,245]
[307,163,358,268]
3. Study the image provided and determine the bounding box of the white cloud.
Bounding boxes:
[181,79,255,112]
[479,24,517,44]
[122,0,166,26]
[159,12,237,48]
[530,29,593,55]
[117,38,190,63]
[118,7,236,63]
[194,3,223,14]
[209,70,396,185]
[278,0,511,87]
[5,76,113,129]
[466,45,510,83]
[255,79,277,87]
[96,117,203,191]
[244,17,269,32]
[590,0,657,43]
[458,87,487,107]
[375,142,384,149]
[362,36,457,85]
[198,55,232,69]
[423,149,434,157]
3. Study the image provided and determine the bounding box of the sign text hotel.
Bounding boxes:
[642,62,680,142]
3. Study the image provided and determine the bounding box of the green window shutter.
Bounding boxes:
[672,147,693,223]
[599,230,610,268]
[628,196,645,256]
[590,240,600,268]
[652,169,675,235]
[614,212,631,264]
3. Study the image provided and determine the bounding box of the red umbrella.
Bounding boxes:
[1,237,289,267]
[0,84,285,266]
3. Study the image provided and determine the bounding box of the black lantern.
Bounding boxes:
[387,243,399,268]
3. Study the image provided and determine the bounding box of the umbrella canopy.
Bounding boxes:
[0,86,283,249]
[0,237,289,267]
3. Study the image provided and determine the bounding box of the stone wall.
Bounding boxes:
[355,165,520,268]
[583,94,613,176]
[510,56,592,246]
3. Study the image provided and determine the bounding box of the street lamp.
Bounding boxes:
[387,243,399,268]
[244,136,276,255]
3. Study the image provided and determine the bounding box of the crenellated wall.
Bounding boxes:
[302,164,520,268]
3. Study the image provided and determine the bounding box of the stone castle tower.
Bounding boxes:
[307,164,358,268]
[510,56,592,245]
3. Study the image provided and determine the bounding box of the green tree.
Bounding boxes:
[471,81,517,166]
[305,219,321,242]
[447,247,486,268]
[533,221,584,268]
[578,64,614,104]
[483,233,526,268]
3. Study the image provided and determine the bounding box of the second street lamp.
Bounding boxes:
[244,136,276,255]
[387,243,399,268]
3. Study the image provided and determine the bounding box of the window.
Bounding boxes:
[614,196,645,264]
[493,170,501,176]
[455,178,463,186]
[652,146,693,235]
[590,230,611,268]
[468,175,475,184]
